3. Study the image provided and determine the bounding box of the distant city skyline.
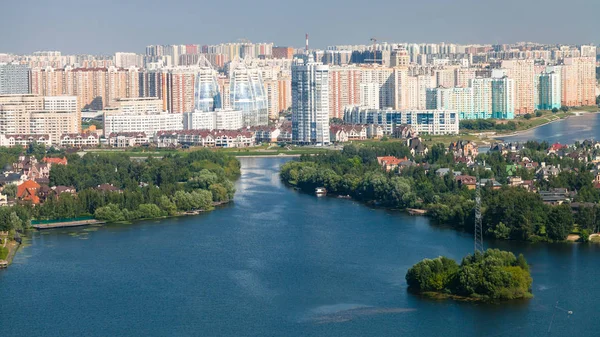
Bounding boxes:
[0,0,598,54]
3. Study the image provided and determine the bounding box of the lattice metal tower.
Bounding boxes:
[474,174,484,253]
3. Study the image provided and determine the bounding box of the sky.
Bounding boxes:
[0,0,596,55]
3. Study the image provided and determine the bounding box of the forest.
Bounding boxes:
[280,142,599,242]
[405,249,532,300]
[0,149,240,232]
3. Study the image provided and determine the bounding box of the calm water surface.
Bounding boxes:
[501,112,600,144]
[1,157,599,336]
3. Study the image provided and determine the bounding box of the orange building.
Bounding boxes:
[272,47,294,59]
[17,180,41,204]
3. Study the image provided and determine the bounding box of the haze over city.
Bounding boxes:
[2,1,600,336]
[0,0,598,54]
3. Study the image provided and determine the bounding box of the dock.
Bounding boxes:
[407,208,428,216]
[32,219,105,230]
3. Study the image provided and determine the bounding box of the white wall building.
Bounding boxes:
[360,82,379,109]
[114,97,163,114]
[183,109,243,130]
[344,107,459,135]
[104,111,183,137]
[291,57,330,145]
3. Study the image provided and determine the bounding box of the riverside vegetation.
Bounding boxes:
[0,149,240,235]
[406,249,533,301]
[280,141,600,242]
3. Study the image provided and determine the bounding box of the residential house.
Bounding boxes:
[392,125,418,140]
[536,163,561,180]
[436,168,462,177]
[377,156,407,172]
[96,184,122,193]
[448,140,478,157]
[0,134,52,148]
[480,178,502,190]
[17,180,41,204]
[108,132,150,148]
[155,130,255,148]
[455,175,477,190]
[252,127,281,144]
[42,157,68,166]
[366,124,385,139]
[539,188,574,205]
[408,137,428,156]
[59,133,100,148]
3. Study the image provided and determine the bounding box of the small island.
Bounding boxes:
[405,249,533,301]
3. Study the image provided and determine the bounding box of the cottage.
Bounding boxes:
[448,140,478,158]
[408,138,428,156]
[455,175,477,190]
[376,156,408,172]
[17,180,41,204]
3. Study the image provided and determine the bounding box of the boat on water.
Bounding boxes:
[315,187,327,196]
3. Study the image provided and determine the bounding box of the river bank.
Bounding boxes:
[490,111,598,140]
[2,156,598,337]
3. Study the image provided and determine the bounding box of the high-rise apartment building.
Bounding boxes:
[272,47,294,59]
[537,67,561,110]
[471,77,493,117]
[229,62,269,126]
[263,80,280,120]
[491,76,515,119]
[0,63,30,95]
[31,66,139,113]
[115,52,142,68]
[329,66,361,118]
[277,76,292,114]
[500,59,535,114]
[193,65,221,112]
[0,94,79,143]
[360,82,380,109]
[561,57,595,107]
[292,57,330,145]
[168,67,196,113]
[360,65,395,109]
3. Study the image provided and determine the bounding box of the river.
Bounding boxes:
[500,112,600,144]
[1,157,599,336]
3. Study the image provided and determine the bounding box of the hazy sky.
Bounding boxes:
[0,0,596,54]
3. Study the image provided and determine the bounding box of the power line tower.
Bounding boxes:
[474,171,484,253]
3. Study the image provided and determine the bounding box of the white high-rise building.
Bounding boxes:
[292,57,330,145]
[360,83,379,109]
[471,78,494,118]
[229,61,269,127]
[115,52,142,68]
[491,76,515,119]
[194,62,221,112]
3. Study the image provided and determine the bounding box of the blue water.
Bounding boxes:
[0,157,598,336]
[500,112,600,144]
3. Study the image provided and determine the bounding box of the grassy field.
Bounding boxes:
[82,145,333,158]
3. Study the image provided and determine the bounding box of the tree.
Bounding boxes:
[138,204,163,219]
[2,184,17,198]
[552,108,559,113]
[560,105,569,112]
[488,222,511,239]
[535,110,543,117]
[523,113,532,120]
[546,205,574,240]
[94,204,125,222]
[158,195,177,216]
[405,256,459,292]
